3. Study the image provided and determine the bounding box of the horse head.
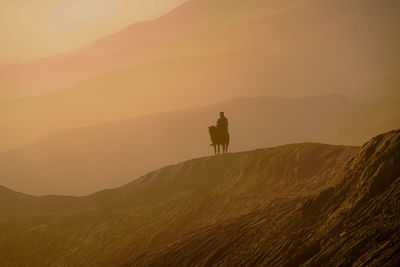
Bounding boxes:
[208,126,217,137]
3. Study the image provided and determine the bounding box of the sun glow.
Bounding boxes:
[48,0,120,32]
[0,0,187,65]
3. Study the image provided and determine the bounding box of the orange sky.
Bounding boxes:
[0,0,187,65]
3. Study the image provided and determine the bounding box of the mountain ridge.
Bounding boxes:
[4,94,396,196]
[122,129,400,266]
[0,129,399,266]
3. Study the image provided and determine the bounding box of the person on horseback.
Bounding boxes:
[208,111,230,155]
[216,111,229,138]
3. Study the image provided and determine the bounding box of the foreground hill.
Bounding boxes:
[1,95,399,196]
[128,129,400,266]
[0,140,356,266]
[1,129,399,266]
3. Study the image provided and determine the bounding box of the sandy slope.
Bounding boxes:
[0,129,399,266]
[0,140,356,266]
[126,129,400,266]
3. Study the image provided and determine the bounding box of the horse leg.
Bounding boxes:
[218,144,220,154]
[213,144,217,155]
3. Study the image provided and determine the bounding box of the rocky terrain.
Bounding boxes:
[0,129,399,266]
[127,129,400,266]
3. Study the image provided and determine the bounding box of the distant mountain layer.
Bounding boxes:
[1,0,398,101]
[1,0,399,153]
[1,95,399,196]
[0,0,333,100]
[0,129,399,266]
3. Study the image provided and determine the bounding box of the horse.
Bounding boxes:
[208,126,230,155]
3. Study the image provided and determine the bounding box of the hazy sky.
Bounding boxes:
[0,0,187,65]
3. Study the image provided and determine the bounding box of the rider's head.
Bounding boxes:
[220,111,224,118]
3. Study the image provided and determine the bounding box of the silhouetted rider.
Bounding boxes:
[216,111,229,137]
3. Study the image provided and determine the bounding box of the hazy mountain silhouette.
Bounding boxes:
[0,185,79,219]
[1,95,399,196]
[1,0,398,102]
[0,0,315,101]
[0,129,399,266]
[1,0,399,153]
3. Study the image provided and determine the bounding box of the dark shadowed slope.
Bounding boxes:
[1,95,399,196]
[0,141,357,266]
[126,129,400,266]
